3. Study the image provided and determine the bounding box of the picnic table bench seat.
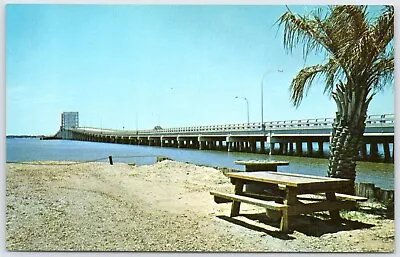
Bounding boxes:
[327,193,368,202]
[210,191,287,211]
[212,190,367,204]
[297,193,368,202]
[210,191,366,215]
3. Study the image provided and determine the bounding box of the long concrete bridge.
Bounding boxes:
[58,113,394,162]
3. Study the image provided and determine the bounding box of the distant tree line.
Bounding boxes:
[6,135,43,138]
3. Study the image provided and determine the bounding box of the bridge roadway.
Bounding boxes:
[63,114,394,162]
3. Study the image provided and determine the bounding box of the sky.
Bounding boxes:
[5,3,396,135]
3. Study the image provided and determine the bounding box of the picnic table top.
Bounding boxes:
[225,171,352,192]
[234,160,289,166]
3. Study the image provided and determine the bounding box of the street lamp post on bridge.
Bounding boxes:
[261,69,283,155]
[261,69,284,130]
[235,96,250,124]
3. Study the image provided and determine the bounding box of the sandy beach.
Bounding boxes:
[5,160,395,252]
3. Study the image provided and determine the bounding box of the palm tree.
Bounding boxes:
[277,5,394,191]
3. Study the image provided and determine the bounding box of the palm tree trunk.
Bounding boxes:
[328,82,373,194]
[328,115,365,177]
[328,117,365,195]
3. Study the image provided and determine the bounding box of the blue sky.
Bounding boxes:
[5,4,395,135]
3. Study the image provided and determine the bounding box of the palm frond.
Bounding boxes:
[323,58,346,95]
[289,64,325,107]
[368,56,394,91]
[370,5,394,53]
[329,6,371,68]
[277,9,331,58]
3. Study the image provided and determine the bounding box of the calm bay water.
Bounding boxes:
[6,138,394,190]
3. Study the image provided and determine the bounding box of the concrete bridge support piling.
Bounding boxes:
[296,141,303,156]
[307,141,313,157]
[383,142,391,162]
[200,141,206,150]
[278,143,285,155]
[194,140,200,149]
[208,141,214,150]
[177,136,192,149]
[360,144,367,159]
[289,142,294,155]
[260,140,266,153]
[318,141,324,157]
[269,143,275,155]
[267,135,295,156]
[212,140,218,150]
[250,140,257,153]
[219,140,225,151]
[284,142,290,155]
[370,143,379,160]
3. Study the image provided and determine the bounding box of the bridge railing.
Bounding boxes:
[145,117,336,135]
[365,114,394,125]
[74,113,393,136]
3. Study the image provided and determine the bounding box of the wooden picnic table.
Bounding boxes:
[234,160,289,172]
[210,171,366,233]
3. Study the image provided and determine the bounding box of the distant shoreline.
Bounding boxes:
[6,135,42,139]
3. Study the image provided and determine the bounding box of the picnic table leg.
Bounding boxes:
[280,209,289,233]
[326,192,341,222]
[280,188,297,233]
[230,180,244,217]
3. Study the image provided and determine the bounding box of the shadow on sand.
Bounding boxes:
[217,215,296,240]
[358,204,394,220]
[217,212,375,239]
